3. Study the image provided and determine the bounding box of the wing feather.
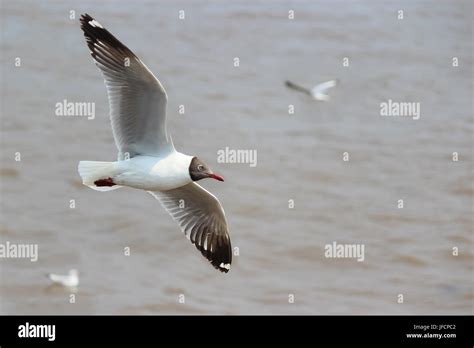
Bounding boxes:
[149,183,232,273]
[80,14,174,159]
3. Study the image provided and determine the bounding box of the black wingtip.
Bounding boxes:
[207,245,232,273]
[79,13,137,61]
[79,13,94,28]
[195,235,232,273]
[80,13,92,21]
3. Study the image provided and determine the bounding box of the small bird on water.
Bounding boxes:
[47,269,79,288]
[77,14,232,273]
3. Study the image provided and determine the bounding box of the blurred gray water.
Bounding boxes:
[0,0,472,314]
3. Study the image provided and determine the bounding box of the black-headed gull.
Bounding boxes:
[77,14,232,273]
[47,269,79,288]
[285,79,338,101]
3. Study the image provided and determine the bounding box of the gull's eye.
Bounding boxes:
[197,164,204,171]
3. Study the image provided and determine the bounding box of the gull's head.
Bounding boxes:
[69,269,79,277]
[189,157,224,182]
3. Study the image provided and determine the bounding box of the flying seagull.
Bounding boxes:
[285,79,338,101]
[78,14,232,273]
[47,269,79,288]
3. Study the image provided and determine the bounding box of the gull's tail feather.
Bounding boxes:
[78,161,122,191]
[48,273,60,282]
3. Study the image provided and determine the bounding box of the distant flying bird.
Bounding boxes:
[285,79,338,101]
[77,14,232,273]
[47,269,79,288]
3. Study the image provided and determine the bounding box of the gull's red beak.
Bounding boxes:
[209,173,224,182]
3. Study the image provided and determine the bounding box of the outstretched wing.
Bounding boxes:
[311,79,338,100]
[149,183,232,273]
[80,14,174,159]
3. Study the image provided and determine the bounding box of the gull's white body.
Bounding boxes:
[48,270,79,288]
[79,152,194,191]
